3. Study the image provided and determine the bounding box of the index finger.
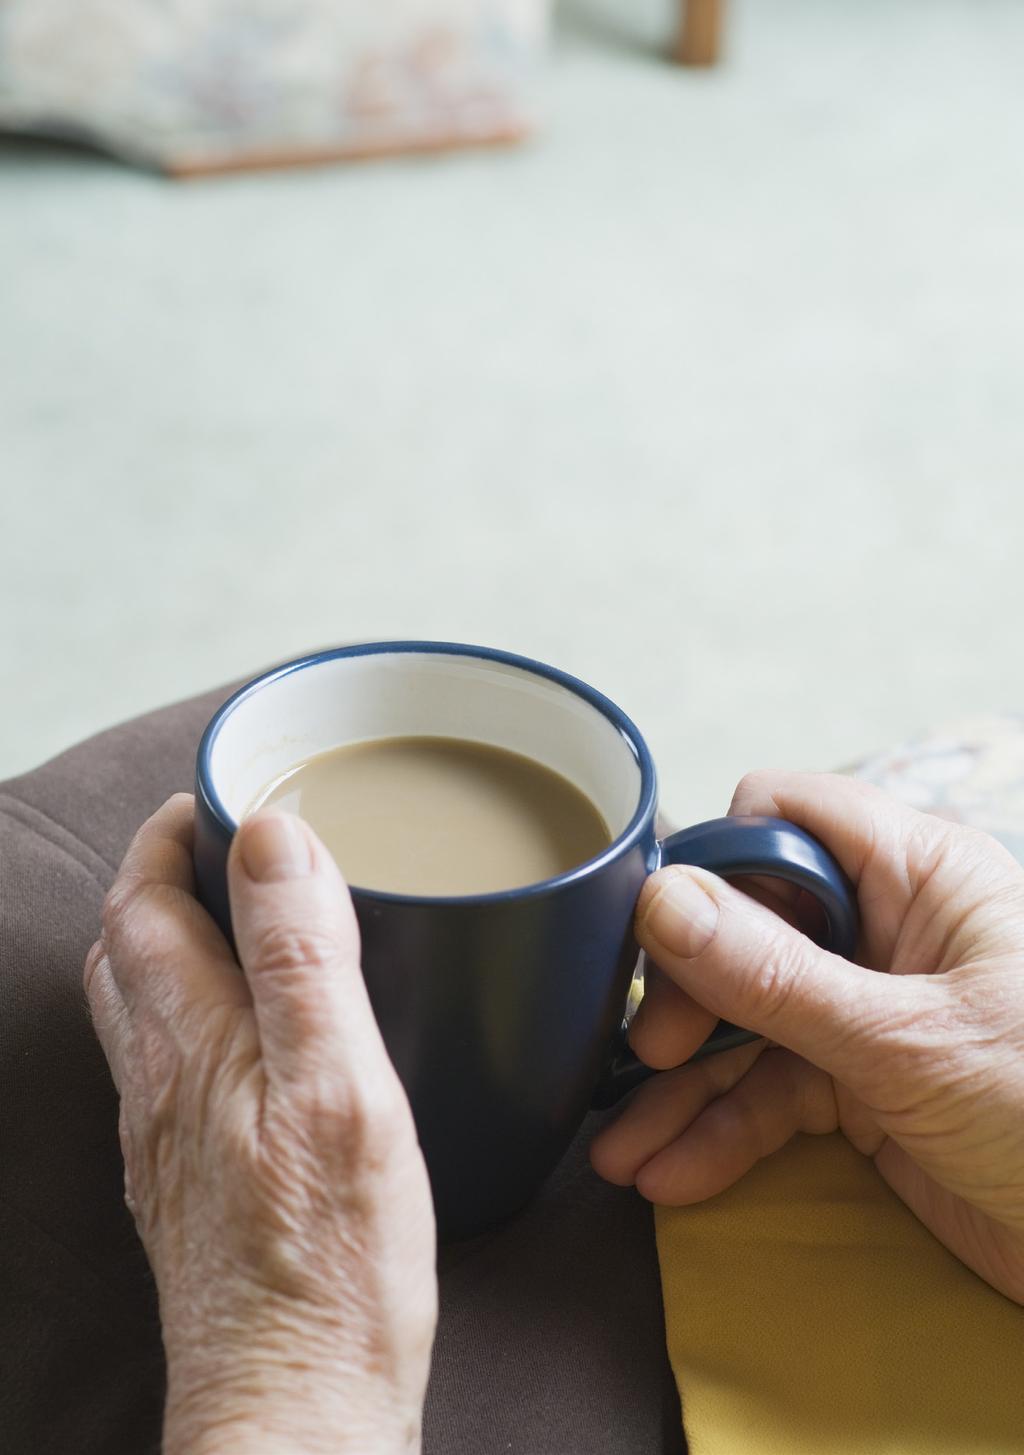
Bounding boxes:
[728,770,938,887]
[101,793,248,1017]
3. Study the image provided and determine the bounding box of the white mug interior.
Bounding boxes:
[207,649,644,844]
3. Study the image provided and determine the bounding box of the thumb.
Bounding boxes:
[638,864,923,1090]
[228,811,388,1088]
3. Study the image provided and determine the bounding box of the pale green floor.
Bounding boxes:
[2,0,1023,822]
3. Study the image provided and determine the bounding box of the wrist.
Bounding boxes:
[164,1396,421,1455]
[164,1413,420,1455]
[162,1349,422,1455]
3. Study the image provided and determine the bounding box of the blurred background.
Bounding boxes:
[2,0,1023,823]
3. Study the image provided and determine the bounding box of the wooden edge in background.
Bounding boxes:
[674,0,725,67]
[163,121,532,179]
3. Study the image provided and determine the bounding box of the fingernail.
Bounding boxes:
[643,870,720,958]
[239,815,313,882]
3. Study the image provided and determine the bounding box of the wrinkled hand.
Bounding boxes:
[591,772,1024,1304]
[84,796,437,1455]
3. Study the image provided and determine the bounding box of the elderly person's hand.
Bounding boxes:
[591,772,1024,1305]
[83,796,437,1455]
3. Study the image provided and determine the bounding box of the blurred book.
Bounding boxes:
[0,0,547,175]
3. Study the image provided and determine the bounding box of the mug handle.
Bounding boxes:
[591,816,859,1109]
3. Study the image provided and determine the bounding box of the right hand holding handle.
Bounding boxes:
[590,771,1024,1305]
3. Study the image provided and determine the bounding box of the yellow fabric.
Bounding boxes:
[655,1133,1024,1454]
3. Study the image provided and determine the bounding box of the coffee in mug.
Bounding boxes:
[248,736,612,897]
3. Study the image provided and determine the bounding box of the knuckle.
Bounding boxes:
[348,1077,407,1142]
[82,939,104,993]
[953,822,997,854]
[302,1069,409,1160]
[730,768,805,818]
[700,1045,754,1098]
[719,1083,766,1161]
[100,873,154,942]
[744,937,808,1025]
[102,875,181,952]
[737,769,775,797]
[253,922,339,978]
[117,1099,135,1159]
[732,769,776,808]
[958,825,1024,885]
[137,1015,182,1093]
[101,876,144,943]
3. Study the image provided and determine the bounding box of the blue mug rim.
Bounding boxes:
[196,640,659,907]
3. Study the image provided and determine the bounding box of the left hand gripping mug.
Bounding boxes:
[195,643,858,1240]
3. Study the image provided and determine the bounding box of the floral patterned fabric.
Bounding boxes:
[849,714,1024,862]
[0,0,547,171]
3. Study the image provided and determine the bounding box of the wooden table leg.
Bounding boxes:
[675,0,725,66]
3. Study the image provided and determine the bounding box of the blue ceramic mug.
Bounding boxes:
[194,642,858,1240]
